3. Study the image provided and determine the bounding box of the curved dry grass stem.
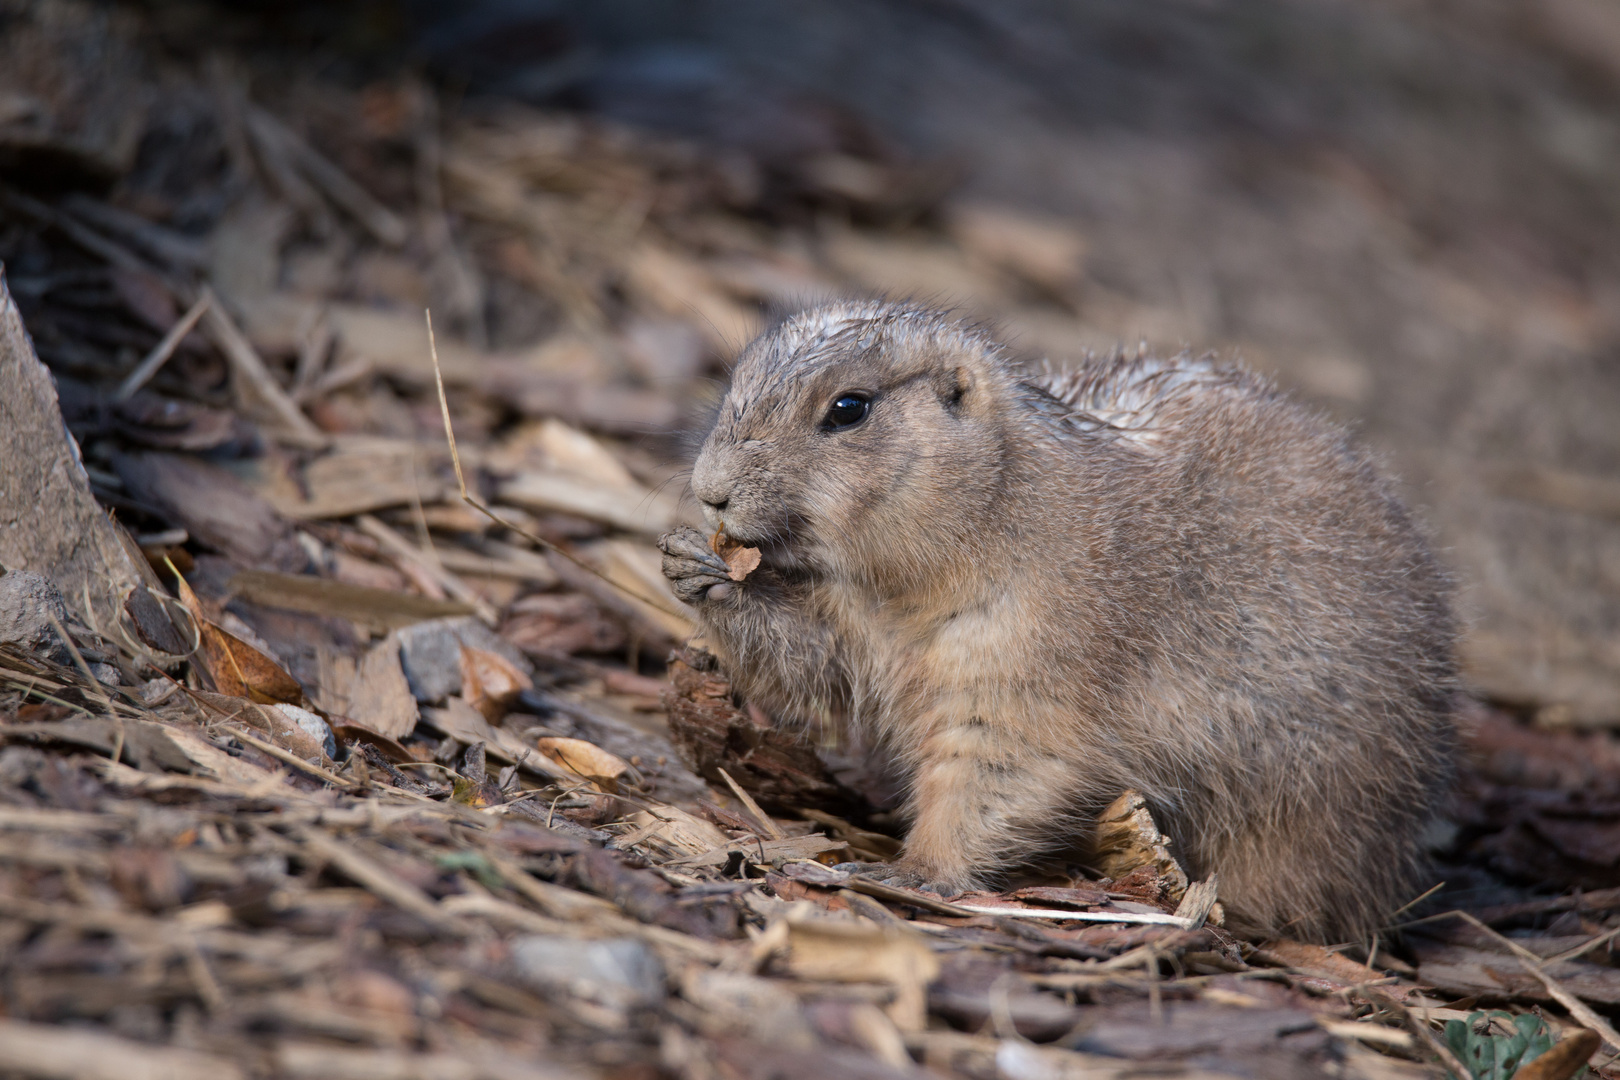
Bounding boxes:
[423,309,688,621]
[1453,910,1620,1055]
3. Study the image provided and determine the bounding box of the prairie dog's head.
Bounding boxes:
[690,301,1021,583]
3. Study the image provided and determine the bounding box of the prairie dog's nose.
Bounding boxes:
[689,451,732,514]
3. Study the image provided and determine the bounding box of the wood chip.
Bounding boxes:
[228,569,476,632]
[0,1018,245,1080]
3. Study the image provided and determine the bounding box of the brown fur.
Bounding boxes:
[659,300,1457,942]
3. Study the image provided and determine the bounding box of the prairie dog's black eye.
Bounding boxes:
[821,394,870,431]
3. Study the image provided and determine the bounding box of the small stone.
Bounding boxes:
[511,935,664,1014]
[140,679,180,706]
[0,569,71,663]
[396,617,532,705]
[271,703,336,758]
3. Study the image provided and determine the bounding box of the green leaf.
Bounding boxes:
[1441,1011,1582,1080]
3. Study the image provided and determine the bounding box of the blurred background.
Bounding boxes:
[4,0,1619,726]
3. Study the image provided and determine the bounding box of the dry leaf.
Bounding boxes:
[712,530,762,582]
[227,569,475,632]
[172,568,303,705]
[536,736,630,793]
[328,721,415,764]
[498,470,678,534]
[160,724,280,786]
[266,438,449,520]
[344,635,419,739]
[459,644,533,722]
[451,774,496,807]
[679,969,815,1049]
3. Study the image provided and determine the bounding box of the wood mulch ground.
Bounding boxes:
[0,3,1617,1077]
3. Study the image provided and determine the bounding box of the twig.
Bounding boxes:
[217,723,354,791]
[1316,1019,1414,1050]
[1,682,90,718]
[839,877,977,918]
[424,309,689,620]
[42,610,112,714]
[987,973,1029,1042]
[289,305,331,400]
[1547,922,1620,965]
[951,903,1200,928]
[239,105,332,227]
[292,354,371,405]
[1384,880,1445,922]
[199,286,326,446]
[1456,887,1620,926]
[61,194,208,271]
[246,104,408,246]
[1145,946,1163,1024]
[716,766,785,840]
[0,1017,244,1080]
[180,934,227,1013]
[407,452,442,570]
[0,186,152,274]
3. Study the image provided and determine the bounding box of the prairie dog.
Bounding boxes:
[659,301,1455,941]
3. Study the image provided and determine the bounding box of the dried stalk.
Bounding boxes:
[116,291,210,401]
[1454,910,1620,1054]
[424,309,689,621]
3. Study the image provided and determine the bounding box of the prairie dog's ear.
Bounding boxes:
[936,363,976,416]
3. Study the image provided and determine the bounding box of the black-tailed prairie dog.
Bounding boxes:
[659,301,1455,941]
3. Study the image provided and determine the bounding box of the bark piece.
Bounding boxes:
[113,451,303,571]
[511,935,664,1017]
[752,907,939,1033]
[228,569,475,634]
[0,1,149,187]
[663,648,870,817]
[0,717,194,773]
[500,592,626,657]
[273,439,450,520]
[1514,1029,1601,1080]
[1093,790,1191,903]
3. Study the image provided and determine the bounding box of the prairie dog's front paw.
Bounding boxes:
[658,526,735,604]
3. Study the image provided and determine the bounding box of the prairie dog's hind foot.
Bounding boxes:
[837,859,970,899]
